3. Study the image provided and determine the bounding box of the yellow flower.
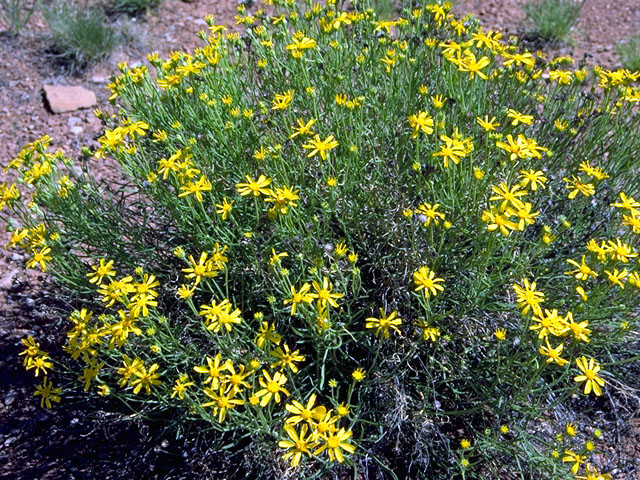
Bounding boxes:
[408,111,434,138]
[255,369,290,406]
[270,344,306,373]
[365,308,402,338]
[565,256,598,281]
[130,362,162,395]
[413,266,445,299]
[574,356,605,396]
[476,115,499,131]
[512,278,544,316]
[278,424,318,467]
[236,174,272,197]
[352,368,366,382]
[34,377,62,408]
[202,386,244,423]
[494,328,506,341]
[215,197,233,220]
[285,393,326,425]
[302,134,339,160]
[538,338,568,366]
[272,89,294,110]
[284,283,314,315]
[314,427,356,463]
[310,277,343,308]
[506,108,534,126]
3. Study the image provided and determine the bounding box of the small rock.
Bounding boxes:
[69,126,84,136]
[43,85,97,114]
[4,391,17,407]
[194,18,207,27]
[90,75,109,84]
[67,116,82,126]
[3,436,17,447]
[0,269,18,290]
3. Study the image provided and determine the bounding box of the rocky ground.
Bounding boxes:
[1,1,639,479]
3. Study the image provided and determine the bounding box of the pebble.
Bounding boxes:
[4,391,18,406]
[69,126,84,136]
[67,116,82,126]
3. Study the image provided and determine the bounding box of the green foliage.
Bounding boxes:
[105,0,161,15]
[522,0,584,44]
[616,35,640,73]
[43,2,117,72]
[0,0,39,34]
[3,1,640,479]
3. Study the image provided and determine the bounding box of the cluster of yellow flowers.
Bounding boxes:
[278,393,354,466]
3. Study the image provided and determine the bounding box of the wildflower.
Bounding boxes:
[538,338,568,366]
[518,169,547,191]
[255,321,281,349]
[494,328,507,341]
[413,266,445,299]
[563,176,595,199]
[476,115,499,131]
[255,369,290,406]
[215,197,233,220]
[290,118,316,139]
[336,402,350,417]
[272,89,294,110]
[575,464,612,480]
[366,308,402,338]
[194,354,231,390]
[270,344,306,373]
[506,108,534,126]
[530,308,567,338]
[19,336,42,367]
[562,450,586,474]
[432,135,468,167]
[512,279,544,316]
[509,203,539,230]
[117,355,144,387]
[352,368,366,382]
[284,283,315,315]
[26,354,53,377]
[315,428,356,463]
[286,35,316,56]
[131,362,162,395]
[456,51,491,80]
[576,286,588,302]
[566,312,591,342]
[414,203,445,226]
[574,356,605,396]
[610,192,640,213]
[171,375,195,400]
[180,255,210,287]
[236,174,272,197]
[278,423,318,467]
[286,393,326,425]
[27,246,52,272]
[565,423,577,437]
[500,425,509,434]
[604,268,628,288]
[607,238,637,263]
[302,134,339,160]
[202,386,244,423]
[34,377,62,408]
[407,111,434,138]
[565,256,598,281]
[482,207,518,236]
[310,277,343,309]
[460,439,471,449]
[490,182,527,211]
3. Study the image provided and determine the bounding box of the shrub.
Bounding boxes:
[521,0,584,44]
[616,35,640,73]
[2,1,640,478]
[104,0,161,16]
[0,0,39,34]
[43,2,117,72]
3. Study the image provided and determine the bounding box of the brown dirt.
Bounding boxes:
[1,1,640,479]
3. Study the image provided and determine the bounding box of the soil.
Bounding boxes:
[1,1,640,479]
